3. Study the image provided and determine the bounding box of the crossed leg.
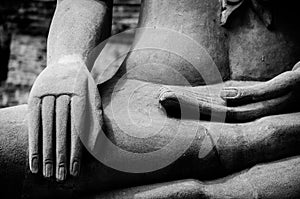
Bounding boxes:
[0,78,300,198]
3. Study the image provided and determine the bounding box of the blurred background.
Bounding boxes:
[0,0,140,108]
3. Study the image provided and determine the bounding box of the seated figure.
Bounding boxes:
[1,0,300,198]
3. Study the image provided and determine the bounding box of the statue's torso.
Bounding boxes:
[120,0,300,86]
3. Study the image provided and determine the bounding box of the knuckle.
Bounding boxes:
[57,95,70,105]
[30,153,39,158]
[28,97,41,106]
[71,157,81,163]
[57,160,66,167]
[43,159,53,164]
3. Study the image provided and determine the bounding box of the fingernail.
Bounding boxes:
[159,92,176,102]
[221,88,239,98]
[71,161,80,177]
[31,157,38,173]
[57,166,66,181]
[159,95,166,102]
[159,93,166,102]
[44,163,53,178]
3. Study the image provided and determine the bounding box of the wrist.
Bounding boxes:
[57,54,85,65]
[47,54,87,69]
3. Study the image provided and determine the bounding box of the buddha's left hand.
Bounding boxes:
[221,62,300,106]
[159,62,300,122]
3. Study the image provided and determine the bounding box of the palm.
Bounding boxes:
[28,62,102,181]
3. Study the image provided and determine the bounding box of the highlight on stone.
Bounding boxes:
[0,0,300,198]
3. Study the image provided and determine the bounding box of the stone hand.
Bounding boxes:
[221,62,300,105]
[159,81,293,122]
[27,61,102,181]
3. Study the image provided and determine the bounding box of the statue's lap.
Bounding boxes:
[100,78,202,152]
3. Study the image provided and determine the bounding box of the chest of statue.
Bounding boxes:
[123,0,300,85]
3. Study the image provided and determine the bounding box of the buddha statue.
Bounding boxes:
[0,0,300,198]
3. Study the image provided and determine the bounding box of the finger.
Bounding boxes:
[159,87,200,119]
[42,96,55,178]
[55,95,70,181]
[70,97,82,177]
[159,86,221,114]
[208,94,291,122]
[220,70,300,103]
[226,94,291,121]
[201,94,290,122]
[160,88,291,121]
[28,97,42,174]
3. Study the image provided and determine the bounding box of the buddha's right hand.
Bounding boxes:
[27,60,102,181]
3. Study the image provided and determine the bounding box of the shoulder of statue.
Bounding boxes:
[220,0,273,29]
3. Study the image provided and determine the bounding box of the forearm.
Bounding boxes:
[47,0,112,68]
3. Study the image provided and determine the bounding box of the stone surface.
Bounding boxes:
[228,0,300,81]
[93,156,300,199]
[0,0,300,198]
[0,0,141,107]
[1,93,300,198]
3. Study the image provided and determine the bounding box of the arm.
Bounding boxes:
[47,0,112,68]
[28,0,113,181]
